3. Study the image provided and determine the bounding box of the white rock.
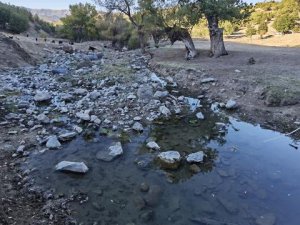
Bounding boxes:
[34,91,52,102]
[159,105,171,117]
[37,114,50,124]
[16,145,25,153]
[74,88,87,95]
[74,125,83,133]
[225,99,237,109]
[55,161,89,173]
[76,112,90,121]
[185,97,201,112]
[59,132,77,142]
[150,73,167,87]
[96,142,123,161]
[146,141,160,150]
[158,151,181,163]
[186,151,205,163]
[132,122,144,132]
[127,94,137,100]
[91,115,101,124]
[201,78,216,83]
[46,136,61,149]
[196,112,205,120]
[154,91,169,99]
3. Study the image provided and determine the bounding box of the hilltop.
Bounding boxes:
[29,9,69,23]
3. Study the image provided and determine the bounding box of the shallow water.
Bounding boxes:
[27,110,300,225]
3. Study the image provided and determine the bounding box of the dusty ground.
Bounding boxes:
[149,40,300,135]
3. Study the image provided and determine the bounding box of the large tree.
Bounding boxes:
[61,3,98,42]
[196,0,247,57]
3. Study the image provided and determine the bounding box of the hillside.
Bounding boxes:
[29,9,69,23]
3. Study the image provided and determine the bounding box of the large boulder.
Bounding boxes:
[137,85,153,103]
[46,136,61,149]
[34,91,52,102]
[186,151,205,163]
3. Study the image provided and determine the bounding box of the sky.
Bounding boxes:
[3,0,262,10]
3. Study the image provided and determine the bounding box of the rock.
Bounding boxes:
[146,141,160,151]
[39,64,48,72]
[196,112,205,120]
[185,97,201,112]
[52,66,68,75]
[89,91,101,100]
[189,164,201,173]
[74,125,83,133]
[186,151,205,163]
[150,73,167,87]
[137,85,153,103]
[76,60,93,70]
[225,99,237,109]
[218,197,239,214]
[140,182,150,192]
[16,145,25,154]
[46,136,61,149]
[90,115,101,125]
[133,196,146,210]
[157,151,181,169]
[76,112,90,121]
[96,142,123,162]
[37,114,50,124]
[58,132,77,142]
[154,91,169,99]
[144,185,162,206]
[140,210,154,222]
[255,213,276,225]
[62,45,74,54]
[159,105,171,117]
[132,122,144,132]
[34,91,52,102]
[74,88,87,95]
[127,94,137,100]
[135,154,154,171]
[55,161,88,173]
[201,78,216,83]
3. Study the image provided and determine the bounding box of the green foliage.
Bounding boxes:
[8,12,29,33]
[220,20,239,35]
[250,12,272,25]
[255,1,280,11]
[277,0,300,19]
[245,24,256,38]
[257,22,268,38]
[33,14,55,34]
[127,31,141,50]
[61,3,98,42]
[192,19,209,37]
[292,24,300,33]
[273,14,296,34]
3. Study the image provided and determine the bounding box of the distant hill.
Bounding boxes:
[29,9,69,23]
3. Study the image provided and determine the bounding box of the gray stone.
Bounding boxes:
[76,112,90,121]
[132,122,144,132]
[186,151,205,163]
[55,161,89,173]
[196,112,205,120]
[144,185,163,206]
[157,151,181,169]
[201,78,216,83]
[46,136,61,149]
[150,73,167,87]
[58,132,77,142]
[137,85,153,103]
[16,145,25,153]
[37,114,50,124]
[225,99,237,109]
[146,141,160,150]
[34,91,52,102]
[159,105,171,117]
[154,91,169,99]
[96,142,123,162]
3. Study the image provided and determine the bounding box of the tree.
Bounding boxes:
[194,0,248,57]
[273,14,296,34]
[95,0,148,53]
[245,24,256,38]
[8,12,29,33]
[257,21,268,38]
[61,3,98,42]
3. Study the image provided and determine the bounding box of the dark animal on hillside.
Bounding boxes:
[69,42,74,45]
[9,36,13,39]
[36,38,38,42]
[44,38,47,42]
[51,40,55,43]
[59,41,63,44]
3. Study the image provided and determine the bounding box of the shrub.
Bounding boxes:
[127,31,141,50]
[257,22,268,38]
[245,24,256,38]
[8,13,29,33]
[273,14,296,34]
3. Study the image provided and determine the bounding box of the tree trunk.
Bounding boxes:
[207,16,228,58]
[138,27,146,54]
[165,26,198,59]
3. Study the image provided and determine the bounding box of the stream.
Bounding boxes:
[25,103,300,225]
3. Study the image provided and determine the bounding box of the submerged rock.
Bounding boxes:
[186,151,205,163]
[157,151,181,169]
[58,132,77,142]
[255,213,276,225]
[55,161,89,173]
[96,142,123,162]
[46,136,61,149]
[196,112,205,120]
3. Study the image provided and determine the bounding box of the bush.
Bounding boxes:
[273,14,296,34]
[257,22,268,38]
[292,24,300,33]
[127,31,140,50]
[8,13,29,33]
[245,24,256,38]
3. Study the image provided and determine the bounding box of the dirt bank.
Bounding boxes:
[149,40,300,137]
